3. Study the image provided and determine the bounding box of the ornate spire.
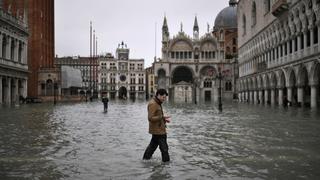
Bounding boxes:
[193,16,199,32]
[162,15,168,32]
[229,0,237,6]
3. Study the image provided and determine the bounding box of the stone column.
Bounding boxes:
[14,40,18,62]
[264,89,269,105]
[287,40,290,56]
[249,91,252,103]
[0,34,3,58]
[238,92,241,102]
[13,78,18,104]
[304,31,307,49]
[297,34,301,50]
[259,90,263,104]
[271,89,275,105]
[0,76,2,104]
[254,90,258,104]
[310,27,314,48]
[287,87,292,104]
[278,88,283,106]
[5,77,11,104]
[6,36,11,60]
[310,85,317,108]
[297,86,304,107]
[292,38,296,54]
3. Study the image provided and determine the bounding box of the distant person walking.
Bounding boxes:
[143,89,171,162]
[102,96,109,112]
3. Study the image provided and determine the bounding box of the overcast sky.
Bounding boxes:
[55,0,229,67]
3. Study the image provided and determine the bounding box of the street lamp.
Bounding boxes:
[53,78,56,105]
[217,67,223,112]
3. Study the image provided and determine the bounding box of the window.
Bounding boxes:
[264,0,270,13]
[252,2,257,27]
[242,14,246,35]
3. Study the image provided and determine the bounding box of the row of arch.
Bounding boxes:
[239,61,320,108]
[240,0,320,60]
[0,76,27,104]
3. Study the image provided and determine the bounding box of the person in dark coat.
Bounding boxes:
[143,89,171,162]
[102,96,109,111]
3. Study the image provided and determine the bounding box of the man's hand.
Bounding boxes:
[164,116,171,123]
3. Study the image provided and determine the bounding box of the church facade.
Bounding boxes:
[154,1,238,104]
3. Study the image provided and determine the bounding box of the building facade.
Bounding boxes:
[0,1,28,104]
[55,56,99,97]
[145,64,155,99]
[237,0,320,108]
[154,1,238,104]
[2,0,56,101]
[98,42,146,100]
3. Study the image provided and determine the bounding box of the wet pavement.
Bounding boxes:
[1,100,320,179]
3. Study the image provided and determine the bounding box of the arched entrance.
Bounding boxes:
[157,69,166,89]
[119,86,127,99]
[46,79,53,96]
[297,66,310,107]
[200,66,216,103]
[172,66,193,84]
[172,66,194,103]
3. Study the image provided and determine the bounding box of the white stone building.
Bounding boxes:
[98,42,146,100]
[0,5,28,104]
[237,0,320,108]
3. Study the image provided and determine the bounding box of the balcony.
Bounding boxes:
[272,0,289,17]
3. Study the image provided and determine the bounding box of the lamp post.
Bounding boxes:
[217,67,223,112]
[53,78,56,105]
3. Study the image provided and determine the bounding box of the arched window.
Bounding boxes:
[264,0,270,13]
[242,14,246,35]
[252,2,257,27]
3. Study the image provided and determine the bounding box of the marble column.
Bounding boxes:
[14,40,19,62]
[13,79,18,104]
[5,77,11,104]
[310,85,317,108]
[297,86,304,106]
[6,36,11,60]
[0,34,3,58]
[304,31,307,49]
[264,89,269,105]
[0,76,2,104]
[254,90,258,104]
[287,87,292,104]
[278,88,283,106]
[297,34,301,50]
[259,90,263,104]
[271,89,275,105]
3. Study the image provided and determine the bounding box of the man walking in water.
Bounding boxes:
[143,89,171,162]
[102,95,109,112]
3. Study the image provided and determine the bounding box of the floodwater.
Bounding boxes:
[0,100,320,179]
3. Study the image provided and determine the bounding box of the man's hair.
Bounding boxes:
[156,89,168,96]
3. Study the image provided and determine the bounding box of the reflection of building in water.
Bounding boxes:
[154,1,238,104]
[0,1,28,104]
[98,42,146,100]
[237,0,320,109]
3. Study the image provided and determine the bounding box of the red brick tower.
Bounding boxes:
[3,0,55,97]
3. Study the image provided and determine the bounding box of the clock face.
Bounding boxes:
[120,75,126,82]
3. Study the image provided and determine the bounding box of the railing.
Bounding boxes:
[272,0,289,16]
[0,8,28,31]
[0,57,28,71]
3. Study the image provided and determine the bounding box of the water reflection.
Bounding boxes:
[0,101,320,179]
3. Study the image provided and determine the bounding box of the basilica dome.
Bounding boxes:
[214,5,237,29]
